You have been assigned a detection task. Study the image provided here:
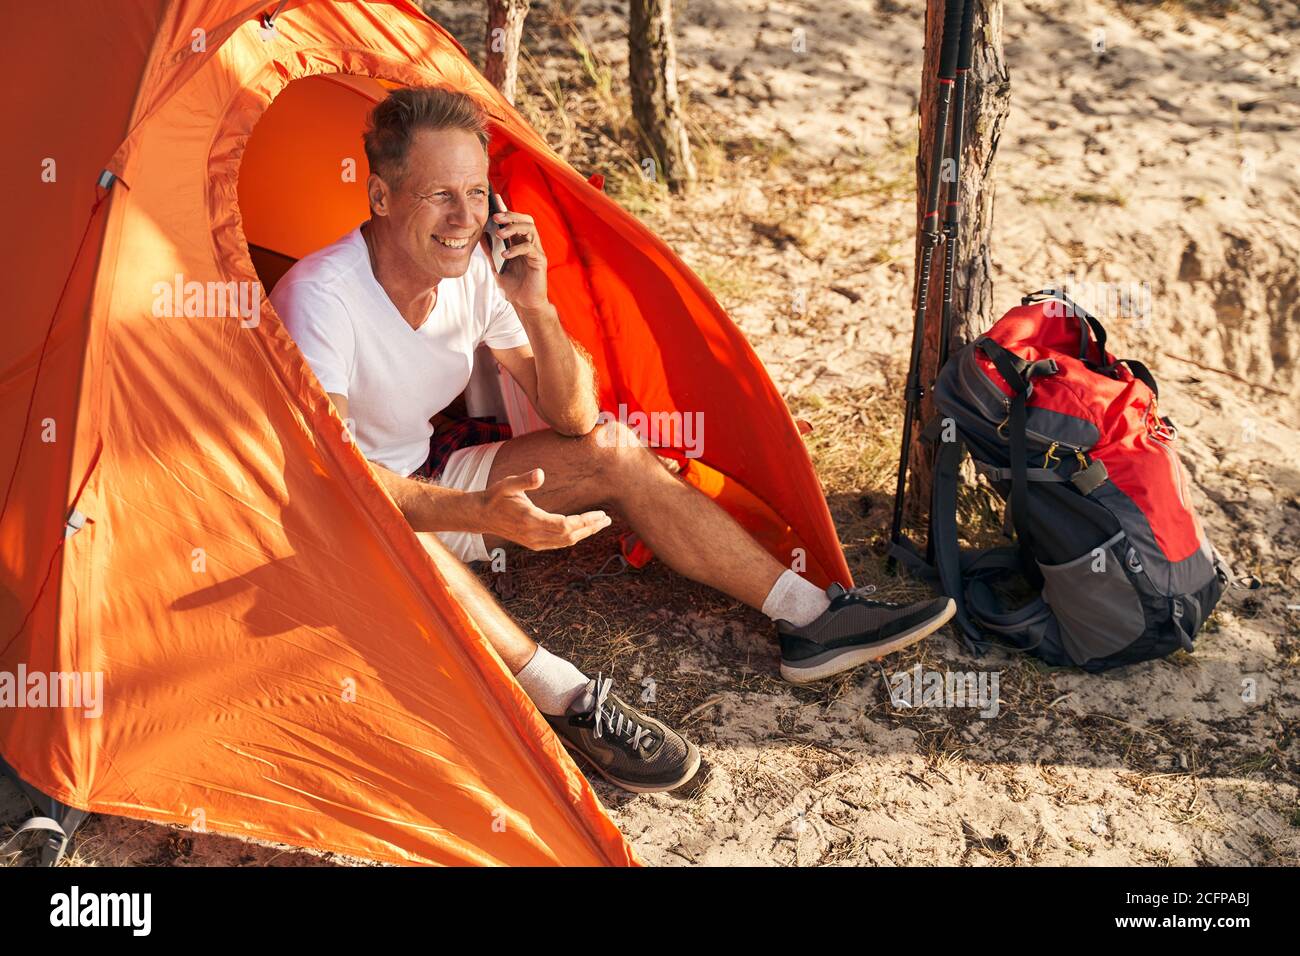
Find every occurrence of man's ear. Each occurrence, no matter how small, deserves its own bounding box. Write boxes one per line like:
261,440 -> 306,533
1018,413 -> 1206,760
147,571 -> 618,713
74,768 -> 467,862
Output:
367,172 -> 390,217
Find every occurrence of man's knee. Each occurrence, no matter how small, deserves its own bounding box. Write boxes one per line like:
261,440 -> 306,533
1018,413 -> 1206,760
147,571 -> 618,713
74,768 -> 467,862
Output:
579,418 -> 655,481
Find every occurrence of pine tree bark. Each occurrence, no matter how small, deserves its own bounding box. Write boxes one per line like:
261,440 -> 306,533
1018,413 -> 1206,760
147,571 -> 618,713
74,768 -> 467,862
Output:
485,0 -> 532,105
628,0 -> 696,193
905,0 -> 1010,513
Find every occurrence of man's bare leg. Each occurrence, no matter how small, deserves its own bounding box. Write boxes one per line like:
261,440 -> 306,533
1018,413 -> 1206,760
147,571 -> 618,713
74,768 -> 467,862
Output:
417,530 -> 599,712
415,531 -> 537,671
484,420 -> 791,610
415,529 -> 701,789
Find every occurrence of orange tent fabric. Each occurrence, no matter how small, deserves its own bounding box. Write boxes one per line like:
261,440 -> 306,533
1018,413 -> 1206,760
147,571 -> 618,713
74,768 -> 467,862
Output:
0,1 -> 850,866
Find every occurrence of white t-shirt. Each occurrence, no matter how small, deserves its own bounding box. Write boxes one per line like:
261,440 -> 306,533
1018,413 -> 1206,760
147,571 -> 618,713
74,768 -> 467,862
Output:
271,226 -> 530,476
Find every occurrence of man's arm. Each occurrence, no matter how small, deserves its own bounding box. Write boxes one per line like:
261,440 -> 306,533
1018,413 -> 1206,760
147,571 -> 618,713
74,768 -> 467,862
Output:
490,303 -> 599,437
330,393 -> 482,532
327,392 -> 609,549
483,208 -> 599,437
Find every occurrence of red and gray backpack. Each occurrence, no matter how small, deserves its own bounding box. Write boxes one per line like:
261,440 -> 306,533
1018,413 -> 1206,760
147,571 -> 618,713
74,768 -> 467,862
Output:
897,289 -> 1237,671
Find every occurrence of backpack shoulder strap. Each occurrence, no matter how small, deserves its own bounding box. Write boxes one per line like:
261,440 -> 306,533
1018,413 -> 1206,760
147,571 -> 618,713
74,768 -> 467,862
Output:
974,337 -> 1057,587
926,409 -> 1071,661
928,428 -> 986,655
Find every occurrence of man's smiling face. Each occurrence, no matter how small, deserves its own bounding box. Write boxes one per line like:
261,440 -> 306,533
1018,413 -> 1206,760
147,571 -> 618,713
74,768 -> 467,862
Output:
374,126 -> 489,282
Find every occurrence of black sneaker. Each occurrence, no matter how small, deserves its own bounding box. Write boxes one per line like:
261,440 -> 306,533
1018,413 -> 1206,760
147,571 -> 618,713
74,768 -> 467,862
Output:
544,675 -> 700,793
777,584 -> 956,684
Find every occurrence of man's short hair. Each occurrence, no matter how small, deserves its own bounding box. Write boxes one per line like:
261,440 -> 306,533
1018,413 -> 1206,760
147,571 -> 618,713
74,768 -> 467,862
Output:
362,86 -> 490,185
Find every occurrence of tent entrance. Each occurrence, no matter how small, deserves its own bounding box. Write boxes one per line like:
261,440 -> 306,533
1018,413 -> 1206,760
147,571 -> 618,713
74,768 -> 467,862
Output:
247,244 -> 297,292
238,72 -> 383,279
237,72 -> 545,432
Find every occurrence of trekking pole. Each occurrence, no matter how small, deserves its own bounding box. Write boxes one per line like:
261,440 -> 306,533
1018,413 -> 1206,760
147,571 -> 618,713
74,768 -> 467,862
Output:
923,0 -> 977,568
887,0 -> 969,572
938,0 -> 976,374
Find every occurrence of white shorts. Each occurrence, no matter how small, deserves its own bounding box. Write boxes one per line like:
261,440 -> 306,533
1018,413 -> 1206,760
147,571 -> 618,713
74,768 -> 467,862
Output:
431,439 -> 506,563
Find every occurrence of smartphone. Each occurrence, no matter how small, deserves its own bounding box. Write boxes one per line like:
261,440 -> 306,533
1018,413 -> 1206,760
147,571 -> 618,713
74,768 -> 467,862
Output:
483,184 -> 521,274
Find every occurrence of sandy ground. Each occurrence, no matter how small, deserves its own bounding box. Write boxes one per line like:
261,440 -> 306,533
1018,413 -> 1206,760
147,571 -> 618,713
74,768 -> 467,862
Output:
4,0 -> 1296,866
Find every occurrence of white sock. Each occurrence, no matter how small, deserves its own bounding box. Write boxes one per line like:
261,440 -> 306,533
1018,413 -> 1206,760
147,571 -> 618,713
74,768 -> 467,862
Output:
761,569 -> 831,627
515,645 -> 591,716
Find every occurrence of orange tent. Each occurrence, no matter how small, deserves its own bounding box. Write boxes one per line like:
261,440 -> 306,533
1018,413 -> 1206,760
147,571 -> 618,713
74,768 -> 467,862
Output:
0,0 -> 851,866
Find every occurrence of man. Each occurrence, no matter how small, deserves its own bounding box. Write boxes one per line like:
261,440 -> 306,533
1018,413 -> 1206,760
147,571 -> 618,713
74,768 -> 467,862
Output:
271,87 -> 955,794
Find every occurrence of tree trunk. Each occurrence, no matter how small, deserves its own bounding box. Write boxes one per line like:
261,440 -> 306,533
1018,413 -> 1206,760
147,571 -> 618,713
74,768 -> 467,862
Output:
485,0 -> 531,105
905,0 -> 1010,514
628,0 -> 696,193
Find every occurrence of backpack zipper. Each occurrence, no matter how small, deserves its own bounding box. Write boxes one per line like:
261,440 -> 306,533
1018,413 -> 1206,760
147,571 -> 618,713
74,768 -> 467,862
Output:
1151,431 -> 1188,509
967,352 -> 1095,454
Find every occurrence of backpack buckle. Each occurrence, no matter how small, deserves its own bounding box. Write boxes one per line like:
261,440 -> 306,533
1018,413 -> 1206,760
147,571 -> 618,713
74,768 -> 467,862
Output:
1145,401 -> 1178,442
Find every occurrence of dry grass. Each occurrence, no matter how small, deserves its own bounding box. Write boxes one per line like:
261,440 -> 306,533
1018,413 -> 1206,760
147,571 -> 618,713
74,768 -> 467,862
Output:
498,0 -> 917,312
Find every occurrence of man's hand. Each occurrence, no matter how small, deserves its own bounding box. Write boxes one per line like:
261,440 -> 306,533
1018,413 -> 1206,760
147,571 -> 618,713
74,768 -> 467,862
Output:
478,468 -> 611,550
489,210 -> 549,313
